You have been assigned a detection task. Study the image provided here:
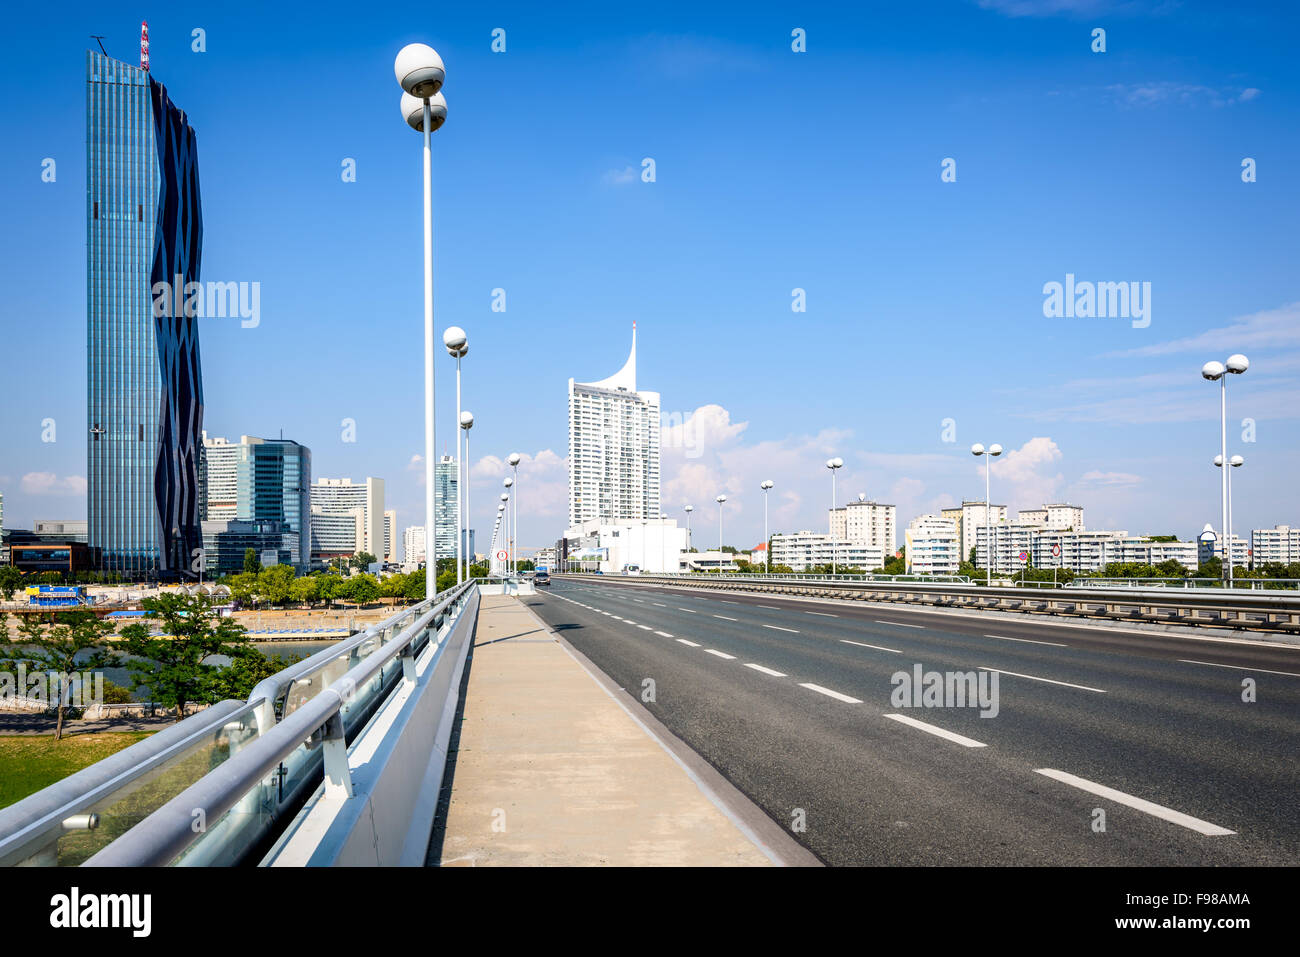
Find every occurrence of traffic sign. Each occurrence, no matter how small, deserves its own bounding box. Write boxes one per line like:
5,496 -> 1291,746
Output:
1018,550 -> 1029,562
1051,544 -> 1061,557
495,549 -> 508,561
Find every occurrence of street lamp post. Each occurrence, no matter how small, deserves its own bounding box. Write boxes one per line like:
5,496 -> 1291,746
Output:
394,43 -> 447,601
444,327 -> 468,584
501,481 -> 513,575
460,410 -> 473,577
1215,452 -> 1245,581
508,453 -> 521,574
684,505 -> 693,555
661,512 -> 669,572
1202,355 -> 1249,586
971,443 -> 1003,586
826,458 -> 842,575
715,495 -> 727,574
760,480 -> 774,574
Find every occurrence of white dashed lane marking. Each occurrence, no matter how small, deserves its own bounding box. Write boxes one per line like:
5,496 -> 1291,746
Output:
840,639 -> 902,654
1034,769 -> 1235,836
882,714 -> 987,748
705,649 -> 736,660
762,624 -> 799,634
744,663 -> 787,678
677,639 -> 701,648
799,683 -> 862,704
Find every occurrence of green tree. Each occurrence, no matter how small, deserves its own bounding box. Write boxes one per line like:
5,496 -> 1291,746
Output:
116,594 -> 252,720
243,548 -> 261,574
209,648 -> 302,701
0,565 -> 22,601
342,573 -> 380,605
350,552 -> 378,571
257,564 -> 296,606
290,575 -> 319,606
317,573 -> 342,609
379,572 -> 408,600
227,572 -> 258,608
403,569 -> 427,602
3,610 -> 118,740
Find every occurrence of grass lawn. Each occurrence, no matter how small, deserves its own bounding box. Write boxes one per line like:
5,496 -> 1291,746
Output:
0,732 -> 152,811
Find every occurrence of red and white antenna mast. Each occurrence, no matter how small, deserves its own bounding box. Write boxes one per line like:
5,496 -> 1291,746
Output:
140,20 -> 150,72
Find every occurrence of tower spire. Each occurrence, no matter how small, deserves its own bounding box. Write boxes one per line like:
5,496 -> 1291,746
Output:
140,20 -> 149,72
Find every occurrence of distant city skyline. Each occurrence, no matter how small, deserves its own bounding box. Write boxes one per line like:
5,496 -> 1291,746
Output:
1,2 -> 1297,554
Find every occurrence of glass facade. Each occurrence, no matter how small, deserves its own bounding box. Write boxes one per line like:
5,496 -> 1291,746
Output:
236,440 -> 312,569
87,52 -> 204,578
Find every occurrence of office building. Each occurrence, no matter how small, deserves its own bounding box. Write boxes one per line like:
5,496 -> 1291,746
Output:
434,456 -> 459,561
404,525 -> 427,565
1017,503 -> 1085,531
201,519 -> 299,574
943,501 -> 1009,565
310,508 -> 364,562
561,518 -> 688,574
311,477 -> 385,559
905,514 -> 960,576
383,509 -> 396,562
568,324 -> 661,526
198,433 -> 311,569
829,497 -> 897,555
770,532 -> 884,572
1251,525 -> 1300,566
87,49 -> 204,578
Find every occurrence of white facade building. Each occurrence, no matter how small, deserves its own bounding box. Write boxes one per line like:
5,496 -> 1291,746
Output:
905,514 -> 960,576
311,477 -> 385,559
1197,528 -> 1250,568
829,497 -> 897,556
200,432 -> 241,523
403,525 -> 427,566
309,507 -> 364,560
562,518 -> 687,574
568,325 -> 661,527
1251,525 -> 1300,565
383,510 -> 396,562
770,532 -> 884,572
943,502 -> 1009,565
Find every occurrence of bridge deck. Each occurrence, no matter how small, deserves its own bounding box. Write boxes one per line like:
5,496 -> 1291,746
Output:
431,594 -> 773,866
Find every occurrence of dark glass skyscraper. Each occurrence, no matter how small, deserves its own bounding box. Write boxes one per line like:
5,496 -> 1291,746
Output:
86,51 -> 204,578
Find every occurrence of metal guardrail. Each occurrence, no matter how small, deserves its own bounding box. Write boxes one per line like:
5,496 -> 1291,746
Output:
561,573 -> 1300,634
0,581 -> 476,867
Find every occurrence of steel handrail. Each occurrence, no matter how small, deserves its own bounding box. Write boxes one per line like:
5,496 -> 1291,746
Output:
83,583 -> 475,867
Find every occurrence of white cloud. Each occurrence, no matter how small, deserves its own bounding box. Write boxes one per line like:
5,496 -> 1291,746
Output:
602,166 -> 637,186
1108,301 -> 1300,358
986,437 -> 1065,511
1075,469 -> 1143,488
21,472 -> 87,496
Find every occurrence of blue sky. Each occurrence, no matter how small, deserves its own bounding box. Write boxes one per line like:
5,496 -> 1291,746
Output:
1,0 -> 1298,554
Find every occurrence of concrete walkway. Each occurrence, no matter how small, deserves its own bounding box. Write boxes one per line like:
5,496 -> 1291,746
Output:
434,595 -> 775,866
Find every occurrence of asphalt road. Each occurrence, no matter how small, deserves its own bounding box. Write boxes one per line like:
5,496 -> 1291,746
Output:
525,576 -> 1300,866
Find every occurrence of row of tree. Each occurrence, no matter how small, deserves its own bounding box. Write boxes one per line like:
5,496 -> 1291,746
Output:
1,596 -> 296,741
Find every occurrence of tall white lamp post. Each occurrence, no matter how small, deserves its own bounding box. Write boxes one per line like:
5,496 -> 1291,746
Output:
826,458 -> 843,574
971,443 -> 1003,586
715,494 -> 727,574
394,43 -> 447,601
508,453 -> 521,574
1202,355 -> 1249,586
684,505 -> 693,555
1215,453 -> 1245,581
501,482 -> 513,575
460,410 -> 473,576
760,480 -> 774,573
444,326 -> 468,584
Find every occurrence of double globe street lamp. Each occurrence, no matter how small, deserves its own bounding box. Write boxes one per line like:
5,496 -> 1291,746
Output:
971,443 -> 1003,586
394,42 -> 448,600
444,326 -> 468,584
460,410 -> 474,576
826,458 -> 843,574
760,480 -> 774,573
715,495 -> 727,574
1202,355 -> 1249,586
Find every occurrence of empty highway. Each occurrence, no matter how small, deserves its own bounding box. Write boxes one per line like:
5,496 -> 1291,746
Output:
527,576 -> 1300,866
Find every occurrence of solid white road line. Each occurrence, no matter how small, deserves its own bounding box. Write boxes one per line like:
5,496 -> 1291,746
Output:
1034,769 -> 1235,836
654,630 -> 673,637
677,639 -> 701,647
611,616 -> 624,621
624,620 -> 637,625
805,611 -> 838,618
714,615 -> 738,621
882,713 -> 987,748
978,667 -> 1106,693
1178,659 -> 1300,678
706,649 -> 736,660
876,620 -> 924,628
800,683 -> 862,704
762,624 -> 800,633
840,639 -> 902,654
744,663 -> 787,677
984,633 -> 1068,648
637,624 -> 653,631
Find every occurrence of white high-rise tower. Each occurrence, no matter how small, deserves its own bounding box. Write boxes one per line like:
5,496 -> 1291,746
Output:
568,324 -> 661,526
